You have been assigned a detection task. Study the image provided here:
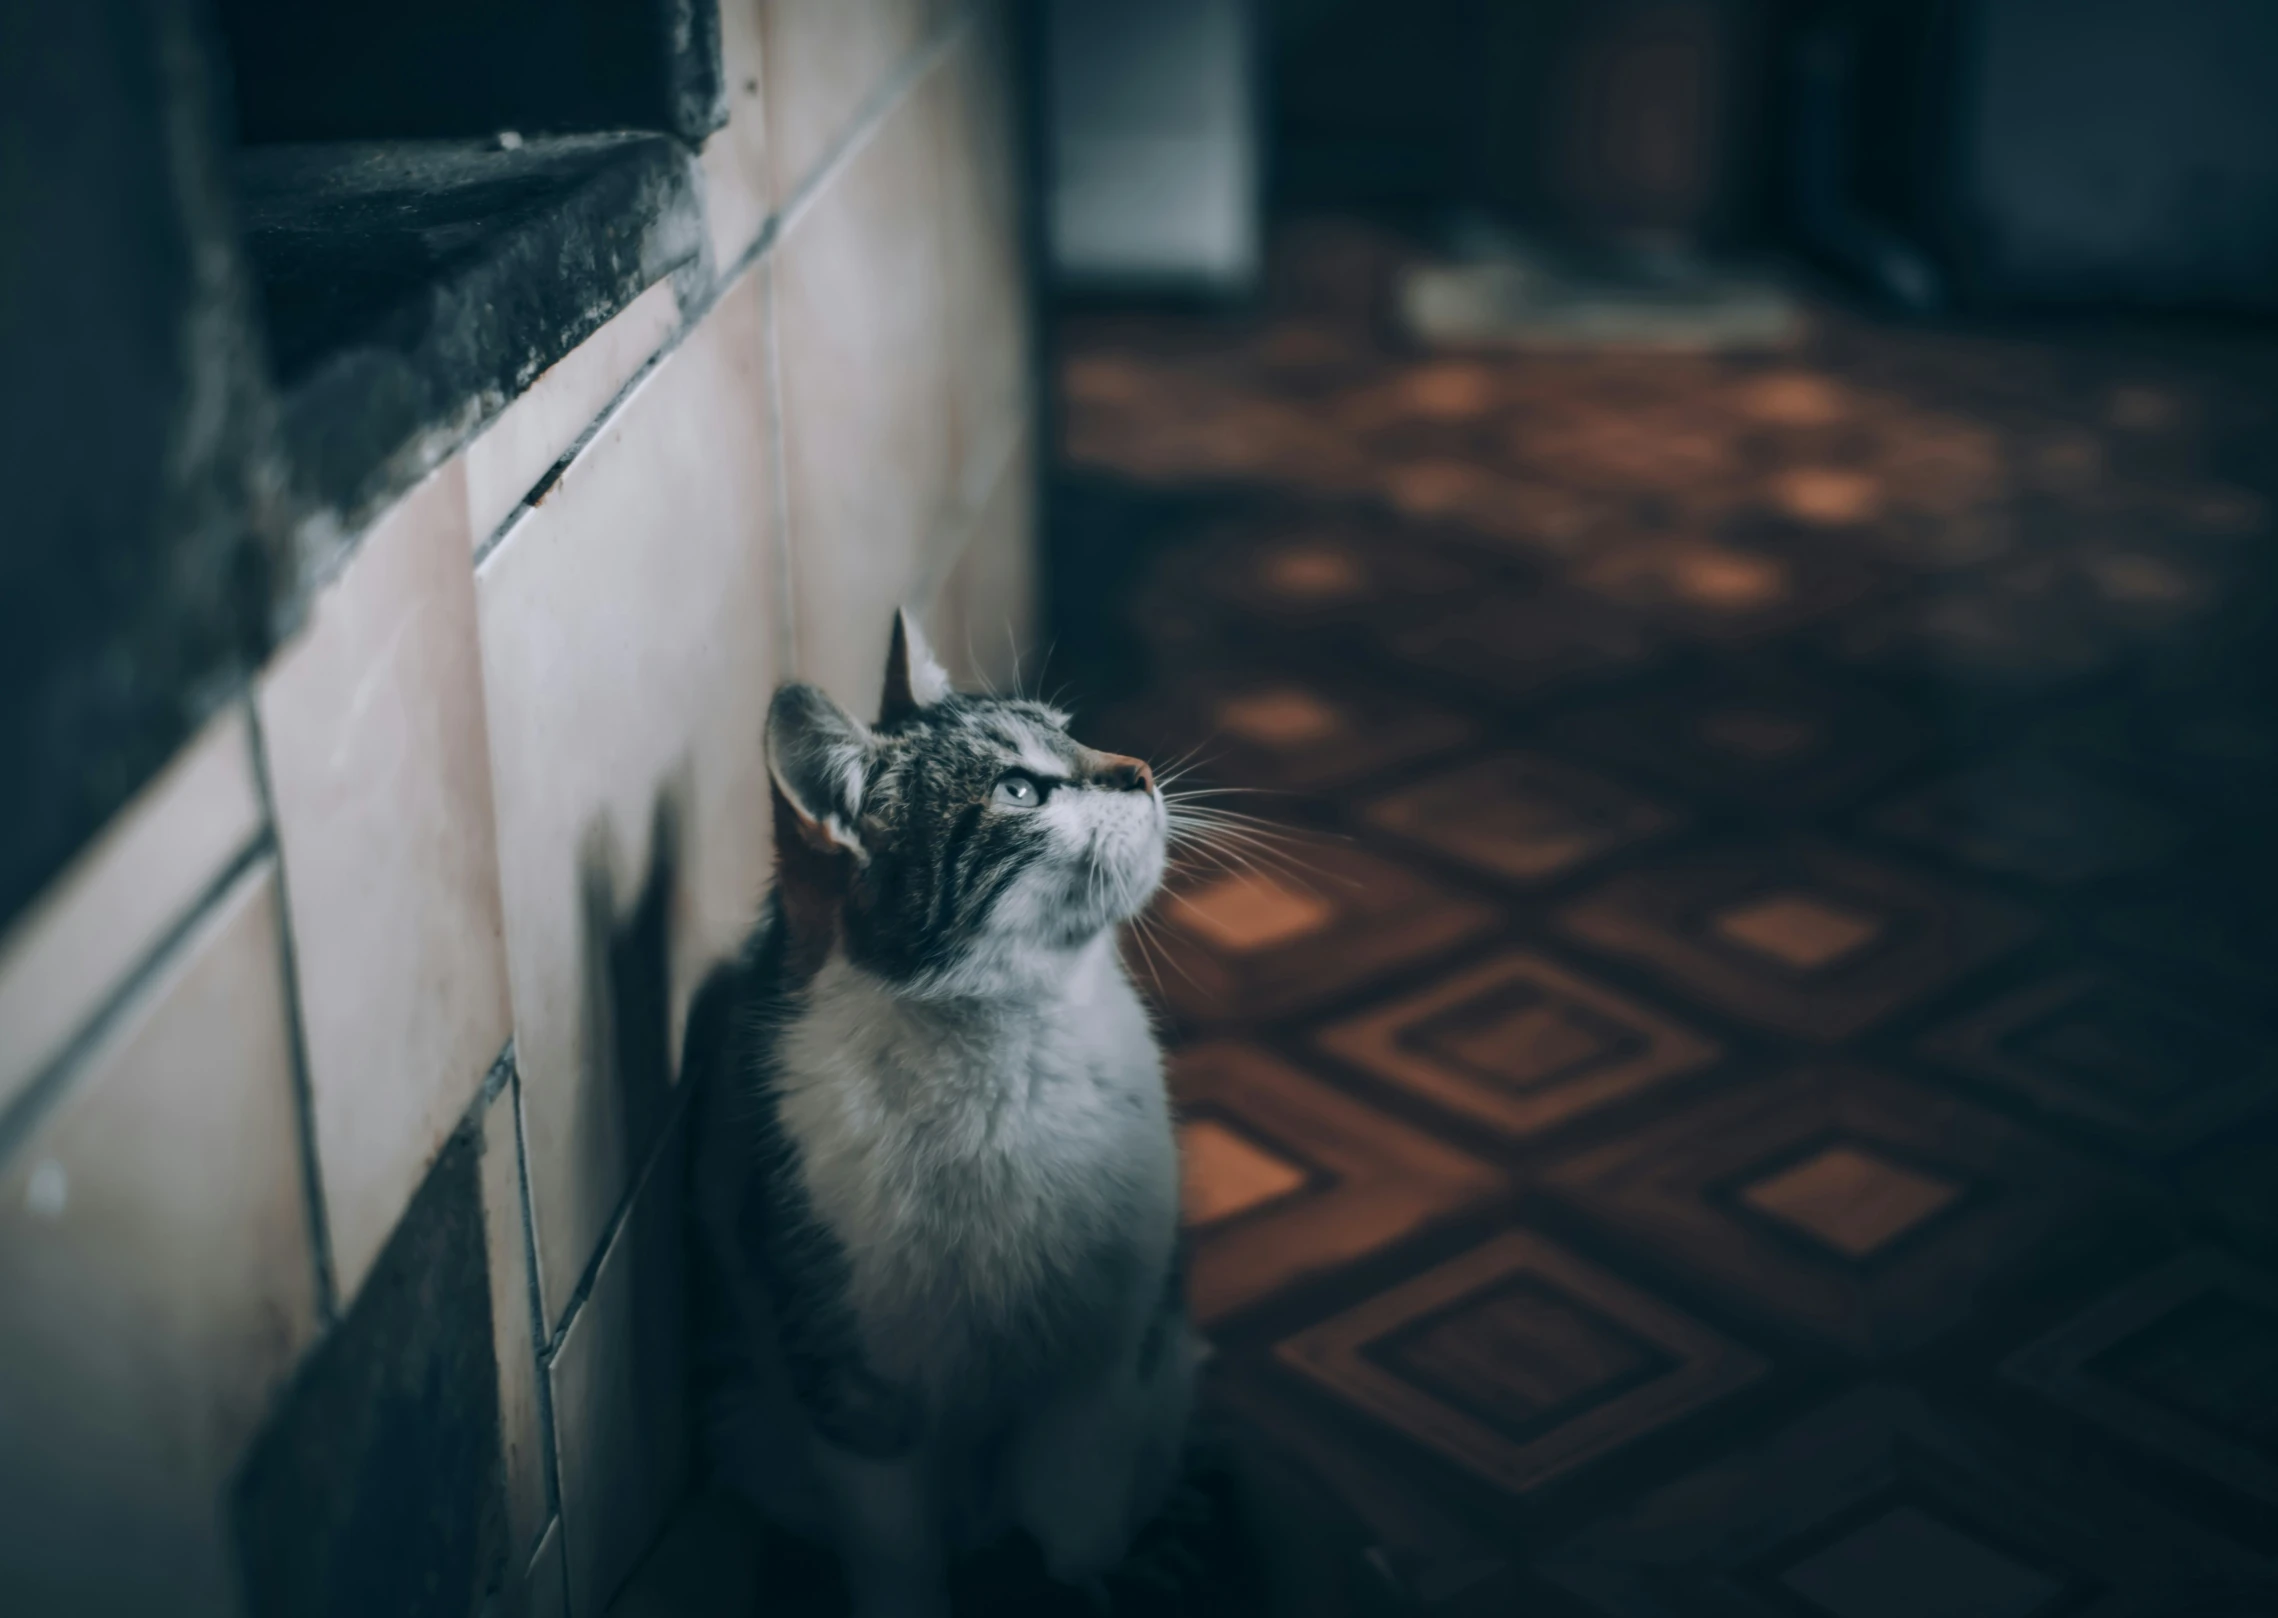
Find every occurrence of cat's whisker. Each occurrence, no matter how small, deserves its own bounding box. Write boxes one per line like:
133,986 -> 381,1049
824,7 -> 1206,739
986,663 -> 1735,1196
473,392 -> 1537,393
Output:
1121,908 -> 1188,999
1164,826 -> 1318,889
1165,813 -> 1346,892
1015,636 -> 1061,707
964,620 -> 999,698
1164,806 -> 1311,852
1128,904 -> 1203,993
1159,783 -> 1285,803
1162,830 -> 1295,891
1168,806 -> 1355,863
1148,740 -> 1227,786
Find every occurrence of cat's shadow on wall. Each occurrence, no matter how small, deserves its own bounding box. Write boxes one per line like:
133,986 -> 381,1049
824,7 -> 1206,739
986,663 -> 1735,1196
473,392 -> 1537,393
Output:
573,779 -> 707,1566
577,786 -> 682,1184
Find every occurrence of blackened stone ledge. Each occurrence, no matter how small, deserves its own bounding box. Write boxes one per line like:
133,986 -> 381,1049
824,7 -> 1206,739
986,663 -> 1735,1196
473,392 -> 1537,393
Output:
234,132 -> 703,569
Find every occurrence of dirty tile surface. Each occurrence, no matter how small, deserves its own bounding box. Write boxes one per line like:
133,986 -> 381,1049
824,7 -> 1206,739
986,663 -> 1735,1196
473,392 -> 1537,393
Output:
1026,216 -> 2278,1611
0,703 -> 261,1118
234,1129 -> 508,1618
0,863 -> 318,1618
259,458 -> 512,1305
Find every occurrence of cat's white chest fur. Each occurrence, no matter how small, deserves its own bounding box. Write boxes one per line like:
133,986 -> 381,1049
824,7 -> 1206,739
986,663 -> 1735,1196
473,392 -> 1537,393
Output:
774,934 -> 1177,1390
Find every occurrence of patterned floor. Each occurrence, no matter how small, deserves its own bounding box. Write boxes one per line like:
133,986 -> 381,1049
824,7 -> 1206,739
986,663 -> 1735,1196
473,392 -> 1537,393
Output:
1050,219 -> 2278,1616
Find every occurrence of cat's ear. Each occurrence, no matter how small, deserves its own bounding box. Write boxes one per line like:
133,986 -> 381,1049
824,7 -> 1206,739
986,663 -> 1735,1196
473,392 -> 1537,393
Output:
878,606 -> 951,725
766,682 -> 872,860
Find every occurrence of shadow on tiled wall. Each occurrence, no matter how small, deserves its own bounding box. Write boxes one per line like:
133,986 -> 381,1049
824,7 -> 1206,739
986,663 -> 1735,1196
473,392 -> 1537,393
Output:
233,1132 -> 509,1617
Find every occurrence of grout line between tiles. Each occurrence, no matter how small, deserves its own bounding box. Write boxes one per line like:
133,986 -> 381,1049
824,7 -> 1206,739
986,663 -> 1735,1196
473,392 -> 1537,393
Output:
512,1052 -> 566,1531
244,693 -> 342,1326
0,830 -> 274,1172
472,322 -> 674,571
540,1077 -> 695,1361
472,1 -> 975,582
770,6 -> 973,247
474,1038 -> 515,1115
528,1510 -> 564,1591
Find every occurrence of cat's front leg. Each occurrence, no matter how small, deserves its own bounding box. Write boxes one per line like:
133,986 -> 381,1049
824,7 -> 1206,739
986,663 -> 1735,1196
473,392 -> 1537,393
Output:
1007,1287 -> 1200,1584
783,1350 -> 948,1617
810,1438 -> 951,1618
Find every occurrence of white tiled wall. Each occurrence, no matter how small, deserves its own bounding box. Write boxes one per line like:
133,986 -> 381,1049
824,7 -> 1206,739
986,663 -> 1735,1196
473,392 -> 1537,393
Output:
548,1108 -> 688,1616
479,1072 -> 550,1565
926,426 -> 1038,696
701,0 -> 775,270
479,267 -> 781,1327
258,457 -> 514,1305
0,5 -> 1032,1614
466,281 -> 686,546
775,63 -> 958,716
0,862 -> 319,1618
0,705 -> 261,1118
760,0 -> 938,203
939,8 -> 1031,500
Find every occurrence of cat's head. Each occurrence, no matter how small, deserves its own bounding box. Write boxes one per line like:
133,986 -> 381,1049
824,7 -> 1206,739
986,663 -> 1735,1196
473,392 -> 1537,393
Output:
764,609 -> 1165,997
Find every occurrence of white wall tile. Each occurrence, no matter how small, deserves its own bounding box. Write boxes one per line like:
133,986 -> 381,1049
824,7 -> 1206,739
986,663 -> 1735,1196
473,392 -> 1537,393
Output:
702,0 -> 774,271
936,4 -> 1031,503
761,0 -> 934,202
478,270 -> 779,1323
527,1515 -> 570,1618
0,860 -> 319,1618
259,458 -> 514,1306
600,1491 -> 765,1618
481,1073 -> 550,1563
549,1110 -> 687,1618
466,282 -> 684,546
924,427 -> 1037,696
0,705 -> 261,1120
776,67 -> 956,716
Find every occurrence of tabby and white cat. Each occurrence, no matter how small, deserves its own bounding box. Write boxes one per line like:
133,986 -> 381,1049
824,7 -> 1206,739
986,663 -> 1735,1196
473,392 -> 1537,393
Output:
689,610 -> 1195,1617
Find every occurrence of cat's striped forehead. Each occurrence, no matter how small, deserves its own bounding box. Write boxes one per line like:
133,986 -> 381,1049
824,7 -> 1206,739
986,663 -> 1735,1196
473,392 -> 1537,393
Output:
867,696 -> 1079,803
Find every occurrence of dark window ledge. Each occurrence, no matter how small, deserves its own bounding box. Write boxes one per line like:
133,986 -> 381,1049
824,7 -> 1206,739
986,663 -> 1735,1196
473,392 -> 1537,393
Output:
235,133 -> 703,544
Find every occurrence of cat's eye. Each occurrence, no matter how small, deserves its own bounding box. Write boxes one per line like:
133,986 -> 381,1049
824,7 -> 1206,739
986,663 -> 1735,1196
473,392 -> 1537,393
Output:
993,773 -> 1044,809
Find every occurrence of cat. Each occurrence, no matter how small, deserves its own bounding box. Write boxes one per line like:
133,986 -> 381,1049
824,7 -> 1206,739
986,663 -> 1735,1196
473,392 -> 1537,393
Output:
687,608 -> 1196,1617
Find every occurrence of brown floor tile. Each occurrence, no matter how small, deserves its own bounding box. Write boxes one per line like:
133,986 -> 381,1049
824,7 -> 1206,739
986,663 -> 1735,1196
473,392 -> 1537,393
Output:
2096,879 -> 2278,1000
1921,968 -> 2278,1156
1557,840 -> 2038,1042
2181,1128 -> 2278,1271
1543,1065 -> 2118,1358
1203,1362 -> 1508,1583
1147,840 -> 1498,1028
1361,753 -> 1680,889
1379,589 -> 1657,706
1103,674 -> 1477,793
1315,953 -> 1718,1145
1275,1232 -> 1766,1500
1171,1043 -> 1504,1325
1538,1384 -> 2269,1614
1832,560 -> 2145,686
1545,664 -> 1928,816
1143,511 -> 1500,637
2042,694 -> 2278,808
2005,1251 -> 2278,1510
1867,756 -> 2183,887
1568,531 -> 1875,645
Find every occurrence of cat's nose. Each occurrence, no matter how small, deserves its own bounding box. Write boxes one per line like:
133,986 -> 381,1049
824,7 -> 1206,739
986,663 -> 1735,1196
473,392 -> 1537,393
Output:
1091,752 -> 1155,794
